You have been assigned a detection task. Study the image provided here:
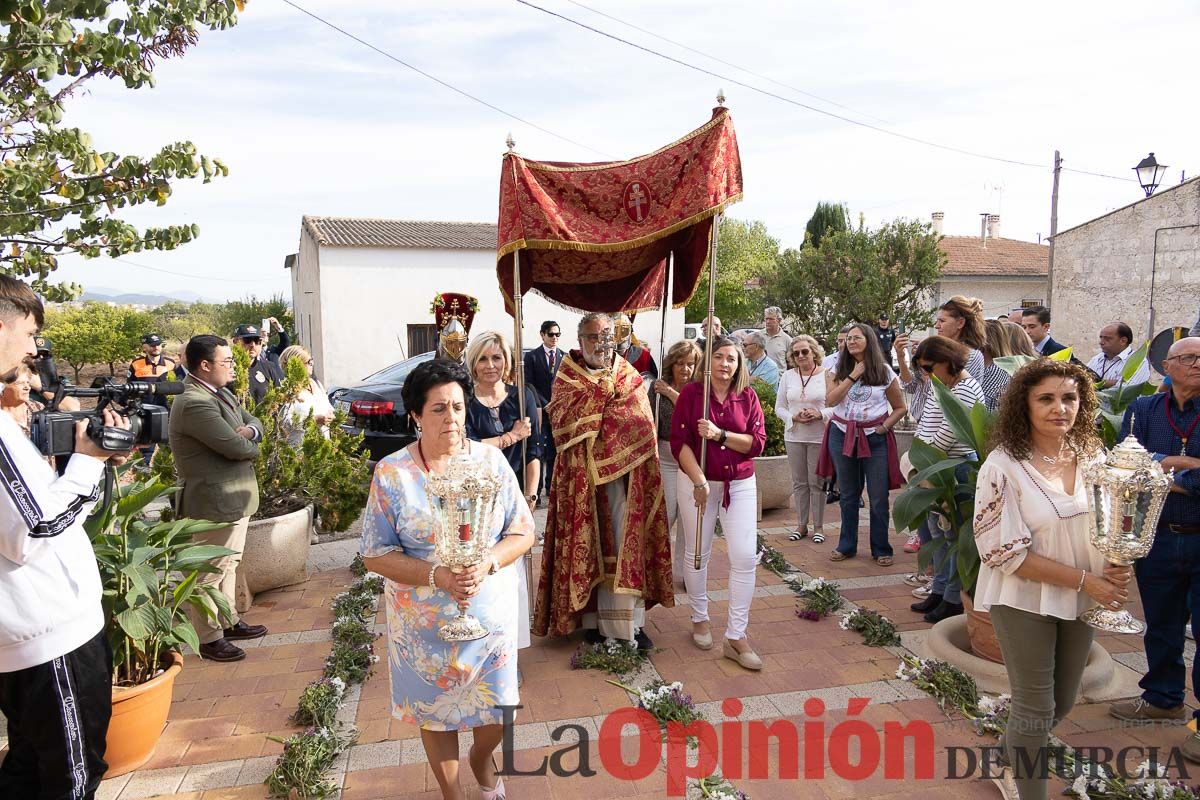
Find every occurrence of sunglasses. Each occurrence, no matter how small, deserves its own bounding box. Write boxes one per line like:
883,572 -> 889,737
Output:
545,331 -> 561,337
791,349 -> 811,357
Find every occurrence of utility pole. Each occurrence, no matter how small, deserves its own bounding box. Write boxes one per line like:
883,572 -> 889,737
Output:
1046,150 -> 1061,307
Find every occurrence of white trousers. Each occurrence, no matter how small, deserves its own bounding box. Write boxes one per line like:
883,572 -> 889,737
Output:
658,442 -> 685,578
675,473 -> 758,641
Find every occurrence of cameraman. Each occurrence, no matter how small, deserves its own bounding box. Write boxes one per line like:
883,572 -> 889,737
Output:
0,276 -> 131,799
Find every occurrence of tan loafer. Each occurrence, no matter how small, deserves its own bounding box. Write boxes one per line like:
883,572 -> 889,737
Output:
723,639 -> 763,670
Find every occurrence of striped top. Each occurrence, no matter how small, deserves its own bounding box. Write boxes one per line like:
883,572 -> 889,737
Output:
915,374 -> 985,456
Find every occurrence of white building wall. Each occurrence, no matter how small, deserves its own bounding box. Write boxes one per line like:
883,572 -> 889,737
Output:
292,227 -> 323,372
309,245 -> 685,388
1052,179 -> 1200,364
933,277 -> 1048,322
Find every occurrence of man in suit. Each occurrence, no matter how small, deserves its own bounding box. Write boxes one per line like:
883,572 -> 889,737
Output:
233,322 -> 285,405
523,320 -> 564,503
1020,306 -> 1068,356
168,335 -> 268,662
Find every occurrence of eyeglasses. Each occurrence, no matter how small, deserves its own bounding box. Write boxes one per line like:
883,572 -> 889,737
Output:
546,332 -> 561,338
844,335 -> 866,343
1166,354 -> 1200,367
581,333 -> 614,344
208,357 -> 236,366
792,349 -> 811,357
917,362 -> 935,372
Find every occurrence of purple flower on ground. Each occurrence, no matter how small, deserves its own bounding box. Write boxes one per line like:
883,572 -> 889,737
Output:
797,609 -> 822,621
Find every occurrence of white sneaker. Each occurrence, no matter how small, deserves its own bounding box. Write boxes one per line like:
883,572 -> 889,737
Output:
912,585 -> 932,599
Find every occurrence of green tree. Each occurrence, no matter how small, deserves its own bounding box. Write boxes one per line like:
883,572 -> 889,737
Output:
764,217 -> 945,350
0,0 -> 240,299
43,304 -> 105,381
804,202 -> 849,250
685,218 -> 779,327
212,294 -> 294,342
150,299 -> 219,348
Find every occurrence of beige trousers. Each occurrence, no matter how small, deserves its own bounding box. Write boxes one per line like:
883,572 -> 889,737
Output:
185,517 -> 249,644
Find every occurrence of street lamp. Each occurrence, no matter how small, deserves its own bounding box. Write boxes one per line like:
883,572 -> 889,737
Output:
1134,153 -> 1168,198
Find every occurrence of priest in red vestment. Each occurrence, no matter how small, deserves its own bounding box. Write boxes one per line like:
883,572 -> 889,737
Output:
533,312 -> 674,649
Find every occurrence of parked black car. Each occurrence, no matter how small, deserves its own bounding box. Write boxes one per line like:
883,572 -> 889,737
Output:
328,351 -> 435,463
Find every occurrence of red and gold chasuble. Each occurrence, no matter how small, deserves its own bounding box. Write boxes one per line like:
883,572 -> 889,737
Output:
532,353 -> 674,638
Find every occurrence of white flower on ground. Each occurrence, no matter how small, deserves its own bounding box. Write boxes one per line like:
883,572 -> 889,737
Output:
1070,774 -> 1091,800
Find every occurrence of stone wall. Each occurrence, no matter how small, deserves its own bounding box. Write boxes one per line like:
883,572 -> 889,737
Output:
1051,178 -> 1200,365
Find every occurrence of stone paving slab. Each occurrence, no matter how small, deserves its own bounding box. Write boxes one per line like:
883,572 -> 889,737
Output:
0,501 -> 1169,799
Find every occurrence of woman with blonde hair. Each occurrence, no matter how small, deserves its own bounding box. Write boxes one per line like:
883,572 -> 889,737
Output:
652,339 -> 700,583
278,344 -> 334,445
463,330 -> 540,653
775,334 -> 829,542
1004,321 -> 1037,358
935,295 -> 987,379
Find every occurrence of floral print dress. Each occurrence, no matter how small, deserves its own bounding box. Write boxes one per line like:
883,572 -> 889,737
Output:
360,443 -> 534,731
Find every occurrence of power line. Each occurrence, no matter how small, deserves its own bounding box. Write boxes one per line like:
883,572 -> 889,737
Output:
562,0 -> 891,125
111,257 -> 267,283
277,0 -> 605,157
516,0 -> 1134,183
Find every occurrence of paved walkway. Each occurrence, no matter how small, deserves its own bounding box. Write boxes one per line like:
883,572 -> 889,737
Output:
61,506 -> 1200,798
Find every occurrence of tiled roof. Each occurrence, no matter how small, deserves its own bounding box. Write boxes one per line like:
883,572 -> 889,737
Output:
302,216 -> 497,250
938,236 -> 1048,277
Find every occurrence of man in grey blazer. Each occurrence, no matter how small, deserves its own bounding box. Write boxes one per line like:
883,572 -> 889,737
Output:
168,335 -> 268,662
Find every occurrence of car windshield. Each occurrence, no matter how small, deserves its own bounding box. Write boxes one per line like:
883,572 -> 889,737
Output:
361,352 -> 435,384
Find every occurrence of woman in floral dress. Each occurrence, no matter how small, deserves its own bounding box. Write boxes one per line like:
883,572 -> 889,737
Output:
361,359 -> 534,800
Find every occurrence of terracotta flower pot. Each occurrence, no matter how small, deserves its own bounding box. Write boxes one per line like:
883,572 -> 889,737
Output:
104,651 -> 184,778
962,592 -> 1005,665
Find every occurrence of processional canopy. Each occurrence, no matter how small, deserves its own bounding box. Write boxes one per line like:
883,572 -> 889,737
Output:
496,107 -> 743,316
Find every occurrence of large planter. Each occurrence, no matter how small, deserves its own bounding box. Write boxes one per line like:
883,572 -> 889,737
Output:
753,454 -> 792,512
235,505 -> 313,612
962,592 -> 1004,664
105,651 -> 184,778
892,428 -> 915,462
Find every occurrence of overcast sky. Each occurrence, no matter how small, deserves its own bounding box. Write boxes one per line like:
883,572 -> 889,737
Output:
50,0 -> 1200,301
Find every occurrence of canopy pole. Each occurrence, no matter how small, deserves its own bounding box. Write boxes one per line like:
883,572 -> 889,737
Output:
695,213 -> 721,571
654,253 -> 671,432
507,134 -> 534,621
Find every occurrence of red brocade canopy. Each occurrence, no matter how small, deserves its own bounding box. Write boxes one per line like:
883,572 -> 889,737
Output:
497,107 -> 743,315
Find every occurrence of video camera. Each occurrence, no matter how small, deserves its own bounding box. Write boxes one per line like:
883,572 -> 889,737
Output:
29,337 -> 183,458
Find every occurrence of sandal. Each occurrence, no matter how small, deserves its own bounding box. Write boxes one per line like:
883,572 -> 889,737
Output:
788,527 -> 808,541
829,550 -> 850,561
479,754 -> 506,800
811,532 -> 825,544
875,556 -> 894,567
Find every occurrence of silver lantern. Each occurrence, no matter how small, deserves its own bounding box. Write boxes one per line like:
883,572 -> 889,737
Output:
424,453 -> 503,642
1080,433 -> 1172,634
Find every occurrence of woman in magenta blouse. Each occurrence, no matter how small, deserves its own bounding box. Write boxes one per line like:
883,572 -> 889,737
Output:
671,337 -> 767,671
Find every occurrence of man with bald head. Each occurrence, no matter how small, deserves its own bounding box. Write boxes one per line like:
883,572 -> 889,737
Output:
1109,336 -> 1200,761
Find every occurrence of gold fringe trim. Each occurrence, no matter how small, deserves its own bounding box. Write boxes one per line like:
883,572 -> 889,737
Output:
505,111 -> 731,174
496,195 -> 742,262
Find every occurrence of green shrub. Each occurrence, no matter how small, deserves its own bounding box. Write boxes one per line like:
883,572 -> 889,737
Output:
750,378 -> 785,457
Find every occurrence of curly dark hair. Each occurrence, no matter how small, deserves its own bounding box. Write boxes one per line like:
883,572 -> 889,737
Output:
401,358 -> 473,423
989,359 -> 1101,461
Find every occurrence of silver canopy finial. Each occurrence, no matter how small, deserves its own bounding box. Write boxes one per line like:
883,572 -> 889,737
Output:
716,88 -> 726,107
505,132 -> 515,152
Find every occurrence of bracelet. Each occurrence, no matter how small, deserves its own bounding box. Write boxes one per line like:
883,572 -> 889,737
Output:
694,480 -> 708,489
1076,569 -> 1087,593
428,563 -> 439,590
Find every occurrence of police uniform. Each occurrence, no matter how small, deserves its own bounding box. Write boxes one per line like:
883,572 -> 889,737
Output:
234,324 -> 284,405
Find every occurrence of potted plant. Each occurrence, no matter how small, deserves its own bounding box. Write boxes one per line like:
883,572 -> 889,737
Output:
749,378 -> 791,512
85,470 -> 233,776
232,348 -> 371,608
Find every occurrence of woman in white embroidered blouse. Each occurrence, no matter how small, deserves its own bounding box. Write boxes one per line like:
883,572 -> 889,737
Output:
973,359 -> 1130,800
279,345 -> 334,446
775,334 -> 830,542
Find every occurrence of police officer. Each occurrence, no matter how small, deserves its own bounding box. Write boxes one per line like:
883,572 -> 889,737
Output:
127,333 -> 176,466
233,323 -> 285,405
